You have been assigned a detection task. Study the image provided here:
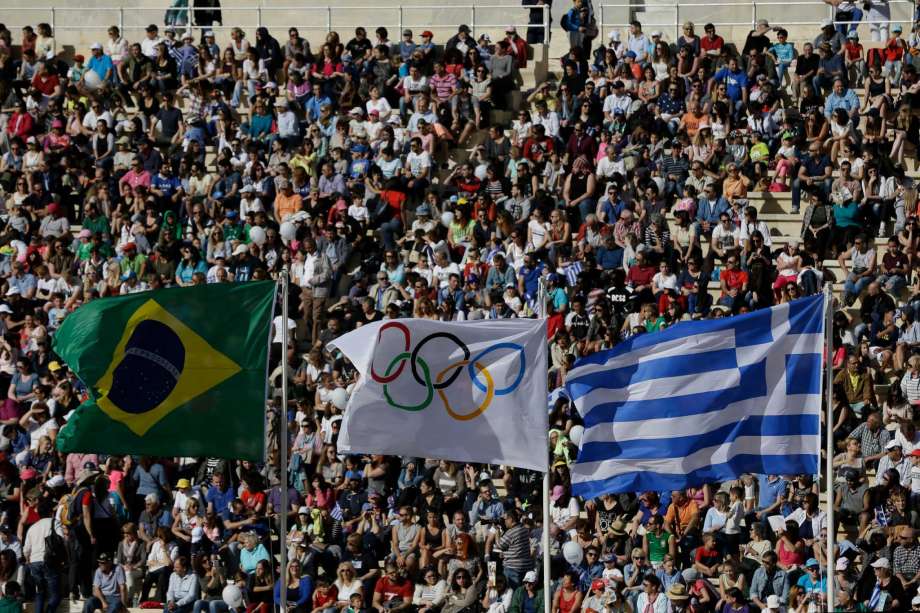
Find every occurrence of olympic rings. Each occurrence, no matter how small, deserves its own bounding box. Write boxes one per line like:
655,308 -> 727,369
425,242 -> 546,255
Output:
382,352 -> 432,411
369,323 -> 527,420
410,332 -> 470,389
437,360 -> 494,421
369,322 -> 410,383
468,342 -> 526,396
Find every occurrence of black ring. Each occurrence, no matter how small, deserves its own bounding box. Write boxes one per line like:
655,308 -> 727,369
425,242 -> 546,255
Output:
410,332 -> 470,390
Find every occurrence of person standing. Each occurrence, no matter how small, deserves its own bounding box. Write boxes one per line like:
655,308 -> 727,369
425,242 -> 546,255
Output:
23,500 -> 61,613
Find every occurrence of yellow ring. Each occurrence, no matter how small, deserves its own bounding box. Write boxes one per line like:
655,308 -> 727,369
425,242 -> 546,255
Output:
435,360 -> 494,421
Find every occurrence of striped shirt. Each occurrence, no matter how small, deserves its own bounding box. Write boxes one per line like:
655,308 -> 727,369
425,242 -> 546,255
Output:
429,73 -> 457,102
497,523 -> 532,571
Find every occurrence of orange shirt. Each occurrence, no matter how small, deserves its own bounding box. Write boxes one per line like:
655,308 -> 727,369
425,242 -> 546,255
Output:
274,192 -> 303,221
665,499 -> 699,531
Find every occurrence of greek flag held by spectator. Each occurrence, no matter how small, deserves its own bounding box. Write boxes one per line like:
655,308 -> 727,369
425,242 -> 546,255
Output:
565,294 -> 826,498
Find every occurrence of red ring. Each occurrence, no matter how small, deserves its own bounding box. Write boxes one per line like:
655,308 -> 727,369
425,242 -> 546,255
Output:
369,321 -> 411,383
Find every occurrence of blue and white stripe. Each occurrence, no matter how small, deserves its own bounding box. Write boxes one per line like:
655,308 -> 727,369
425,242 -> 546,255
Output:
565,294 -> 825,498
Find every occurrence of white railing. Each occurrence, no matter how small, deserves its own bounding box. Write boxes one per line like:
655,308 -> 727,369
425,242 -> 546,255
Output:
597,0 -> 916,41
0,4 -> 551,53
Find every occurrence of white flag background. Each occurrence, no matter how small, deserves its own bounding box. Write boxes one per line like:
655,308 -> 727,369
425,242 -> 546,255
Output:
329,319 -> 548,471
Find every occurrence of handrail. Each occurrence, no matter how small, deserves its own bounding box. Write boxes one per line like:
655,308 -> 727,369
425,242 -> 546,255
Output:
0,4 -> 551,54
597,0 -> 915,42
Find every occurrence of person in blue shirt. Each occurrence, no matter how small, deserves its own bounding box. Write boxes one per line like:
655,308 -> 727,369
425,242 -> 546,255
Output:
823,77 -> 860,120
86,44 -> 115,90
814,45 -> 847,94
754,474 -> 788,534
696,187 -> 730,237
767,29 -> 797,85
304,82 -> 332,123
273,561 -> 313,609
709,57 -> 748,113
796,559 -> 827,600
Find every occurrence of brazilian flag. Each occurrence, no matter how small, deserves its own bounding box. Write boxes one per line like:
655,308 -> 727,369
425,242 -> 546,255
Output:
54,281 -> 276,460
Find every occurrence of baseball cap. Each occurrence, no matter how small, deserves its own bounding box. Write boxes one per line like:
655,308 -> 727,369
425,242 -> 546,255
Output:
298,506 -> 309,515
847,32 -> 859,39
91,42 -> 103,51
892,24 -> 903,32
886,439 -> 902,450
756,18 -> 770,28
651,30 -> 662,37
422,31 -> 433,38
0,305 -> 13,315
164,25 -> 176,33
871,558 -> 890,569
5,287 -> 20,297
805,558 -> 820,569
204,30 -> 215,37
912,595 -> 920,606
835,557 -> 849,571
403,29 -> 413,36
590,579 -> 605,591
821,18 -> 833,27
345,470 -> 362,480
609,30 -> 621,41
910,448 -> 920,457
523,571 -> 538,584
625,50 -> 637,59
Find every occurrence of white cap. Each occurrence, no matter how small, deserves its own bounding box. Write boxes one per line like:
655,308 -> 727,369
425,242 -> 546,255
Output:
204,29 -> 215,37
765,595 -> 781,610
5,287 -> 20,297
0,305 -> 11,314
90,42 -> 103,50
609,30 -> 621,41
350,106 -> 364,116
298,506 -> 310,515
886,439 -> 902,450
835,557 -> 849,571
523,571 -> 538,583
651,30 -> 662,37
821,18 -> 833,27
871,558 -> 890,569
912,595 -> 920,606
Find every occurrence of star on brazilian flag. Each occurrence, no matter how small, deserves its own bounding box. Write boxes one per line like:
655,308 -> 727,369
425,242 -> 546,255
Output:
53,282 -> 276,460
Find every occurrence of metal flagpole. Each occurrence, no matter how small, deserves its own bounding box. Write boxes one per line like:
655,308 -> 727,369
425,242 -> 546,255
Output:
279,267 -> 290,613
538,279 -> 551,613
824,284 -> 835,612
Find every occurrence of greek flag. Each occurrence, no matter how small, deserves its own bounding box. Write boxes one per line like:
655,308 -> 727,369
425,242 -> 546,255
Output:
565,295 -> 826,498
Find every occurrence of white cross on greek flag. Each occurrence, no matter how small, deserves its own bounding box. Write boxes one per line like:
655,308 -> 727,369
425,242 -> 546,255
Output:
565,294 -> 826,498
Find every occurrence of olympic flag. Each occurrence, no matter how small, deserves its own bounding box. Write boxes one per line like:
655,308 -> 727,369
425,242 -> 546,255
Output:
329,319 -> 549,471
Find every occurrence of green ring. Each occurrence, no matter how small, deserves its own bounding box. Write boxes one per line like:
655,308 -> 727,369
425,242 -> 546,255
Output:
382,352 -> 433,411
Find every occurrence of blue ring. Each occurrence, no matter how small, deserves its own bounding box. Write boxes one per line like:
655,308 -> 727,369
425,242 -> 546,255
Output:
468,343 -> 526,396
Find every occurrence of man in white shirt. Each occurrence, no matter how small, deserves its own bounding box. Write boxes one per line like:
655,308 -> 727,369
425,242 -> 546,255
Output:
596,144 -> 625,180
626,20 -> 649,63
876,441 -> 912,486
738,205 -> 773,248
140,24 -> 164,60
531,101 -> 560,139
165,557 -> 199,613
602,80 -> 632,121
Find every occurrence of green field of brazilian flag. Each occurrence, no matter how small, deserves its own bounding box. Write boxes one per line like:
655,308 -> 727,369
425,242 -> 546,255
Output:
53,282 -> 276,460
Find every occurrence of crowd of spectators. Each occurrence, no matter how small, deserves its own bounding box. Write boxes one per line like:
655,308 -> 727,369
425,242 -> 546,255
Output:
0,5 -> 918,613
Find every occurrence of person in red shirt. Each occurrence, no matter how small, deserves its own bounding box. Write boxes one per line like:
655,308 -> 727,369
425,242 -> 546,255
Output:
505,26 -> 528,69
6,100 -> 34,141
31,63 -> 61,99
700,23 -> 725,59
522,124 -> 554,164
626,250 -> 656,304
718,255 -> 748,312
239,473 -> 266,516
372,562 -> 414,613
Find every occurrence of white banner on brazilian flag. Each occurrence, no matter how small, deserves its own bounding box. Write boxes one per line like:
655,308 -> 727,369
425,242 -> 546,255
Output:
329,319 -> 548,471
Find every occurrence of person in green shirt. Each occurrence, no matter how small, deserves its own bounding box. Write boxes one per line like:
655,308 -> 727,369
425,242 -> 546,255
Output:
643,514 -> 676,565
0,581 -> 23,613
119,243 -> 147,277
82,203 -> 111,237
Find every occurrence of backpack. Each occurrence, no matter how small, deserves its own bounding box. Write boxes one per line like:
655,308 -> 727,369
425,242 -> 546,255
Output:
59,486 -> 90,527
44,528 -> 67,569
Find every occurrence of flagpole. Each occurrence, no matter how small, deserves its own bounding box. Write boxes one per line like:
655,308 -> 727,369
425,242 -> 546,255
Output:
538,278 -> 551,613
279,266 -> 290,613
824,284 -> 835,612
